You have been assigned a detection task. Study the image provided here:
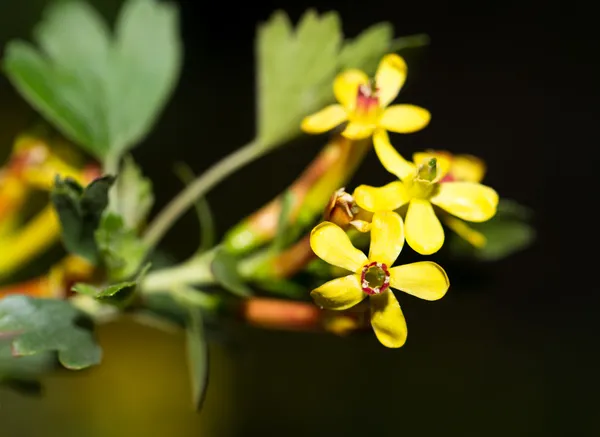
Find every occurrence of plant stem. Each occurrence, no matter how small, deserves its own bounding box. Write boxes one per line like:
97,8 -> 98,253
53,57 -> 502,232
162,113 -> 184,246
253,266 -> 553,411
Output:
142,140 -> 263,249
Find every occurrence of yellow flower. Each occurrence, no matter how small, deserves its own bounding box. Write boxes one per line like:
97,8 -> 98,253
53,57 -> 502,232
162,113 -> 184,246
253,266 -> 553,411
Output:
353,131 -> 499,255
310,211 -> 449,348
420,150 -> 488,248
301,54 -> 431,140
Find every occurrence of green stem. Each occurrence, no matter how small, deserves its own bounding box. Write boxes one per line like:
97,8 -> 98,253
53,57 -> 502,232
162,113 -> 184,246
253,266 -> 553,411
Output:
142,140 -> 263,249
141,249 -> 217,293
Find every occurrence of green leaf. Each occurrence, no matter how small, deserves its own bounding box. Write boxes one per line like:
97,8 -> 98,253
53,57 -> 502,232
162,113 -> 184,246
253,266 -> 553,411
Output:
185,308 -> 209,410
95,213 -> 147,281
173,163 -> 216,253
256,9 -> 342,149
447,199 -> 536,261
0,296 -> 102,370
211,247 -> 252,297
72,263 -> 150,306
51,175 -> 114,263
108,155 -> 154,230
338,22 -> 394,75
0,340 -> 54,379
3,0 -> 182,160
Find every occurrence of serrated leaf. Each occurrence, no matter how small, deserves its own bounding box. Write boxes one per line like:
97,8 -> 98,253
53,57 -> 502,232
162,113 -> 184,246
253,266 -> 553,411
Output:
211,247 -> 252,297
0,296 -> 102,370
339,22 -> 394,75
72,263 -> 150,306
109,155 -> 154,230
95,213 -> 147,281
185,308 -> 209,410
51,175 -> 114,263
256,9 -> 342,149
3,0 -> 182,160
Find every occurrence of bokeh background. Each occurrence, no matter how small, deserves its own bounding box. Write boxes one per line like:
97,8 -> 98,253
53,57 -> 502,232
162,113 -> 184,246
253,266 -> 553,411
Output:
0,1 -> 595,436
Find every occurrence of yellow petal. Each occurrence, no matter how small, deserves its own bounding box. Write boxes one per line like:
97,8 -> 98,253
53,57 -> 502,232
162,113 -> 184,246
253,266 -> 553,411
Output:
311,274 -> 366,310
443,215 -> 487,248
390,261 -> 449,301
310,221 -> 367,272
405,199 -> 444,255
369,211 -> 404,266
373,129 -> 416,180
450,154 -> 486,183
301,104 -> 347,134
334,69 -> 369,110
412,151 -> 452,181
0,205 -> 60,278
370,291 -> 407,348
430,182 -> 499,222
375,54 -> 407,107
353,181 -> 409,213
341,122 -> 375,140
380,105 -> 431,133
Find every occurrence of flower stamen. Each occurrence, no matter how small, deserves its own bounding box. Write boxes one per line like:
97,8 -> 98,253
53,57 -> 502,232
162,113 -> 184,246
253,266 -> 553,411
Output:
360,261 -> 390,295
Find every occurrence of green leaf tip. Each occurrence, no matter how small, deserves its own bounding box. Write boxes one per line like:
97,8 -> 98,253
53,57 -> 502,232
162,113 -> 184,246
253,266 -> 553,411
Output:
51,175 -> 115,263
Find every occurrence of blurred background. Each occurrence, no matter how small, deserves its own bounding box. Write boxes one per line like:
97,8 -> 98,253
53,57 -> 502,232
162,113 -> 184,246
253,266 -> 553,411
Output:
0,1 -> 595,436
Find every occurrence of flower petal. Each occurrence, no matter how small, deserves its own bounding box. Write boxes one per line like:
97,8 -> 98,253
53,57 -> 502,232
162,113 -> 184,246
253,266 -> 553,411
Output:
412,151 -> 452,181
373,129 -> 416,180
334,69 -> 369,110
311,274 -> 366,310
370,291 -> 407,348
443,215 -> 487,248
369,211 -> 404,266
380,105 -> 431,133
430,182 -> 499,222
405,199 -> 444,255
310,222 -> 367,272
353,181 -> 409,213
301,104 -> 347,134
341,122 -> 375,140
450,154 -> 486,183
390,261 -> 449,301
375,54 -> 407,107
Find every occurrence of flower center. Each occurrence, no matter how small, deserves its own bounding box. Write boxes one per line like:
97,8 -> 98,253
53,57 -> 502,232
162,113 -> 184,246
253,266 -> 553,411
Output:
404,158 -> 439,199
360,261 -> 391,295
353,81 -> 381,125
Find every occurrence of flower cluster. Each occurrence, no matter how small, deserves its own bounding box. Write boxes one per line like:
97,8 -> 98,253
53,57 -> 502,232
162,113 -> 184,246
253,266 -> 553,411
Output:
302,54 -> 499,348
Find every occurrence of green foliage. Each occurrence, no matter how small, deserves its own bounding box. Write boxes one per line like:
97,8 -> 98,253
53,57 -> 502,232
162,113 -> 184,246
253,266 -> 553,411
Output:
448,199 -> 536,261
255,10 -> 430,149
3,0 -> 182,161
338,22 -> 394,74
51,175 -> 114,263
185,308 -> 209,410
256,9 -> 342,149
72,263 -> 150,307
0,296 -> 102,370
95,213 -> 147,281
108,155 -> 154,230
211,247 -> 253,297
173,163 -> 216,254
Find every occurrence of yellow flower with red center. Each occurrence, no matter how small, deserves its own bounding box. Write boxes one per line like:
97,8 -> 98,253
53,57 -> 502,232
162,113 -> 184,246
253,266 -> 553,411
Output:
310,210 -> 449,348
353,131 -> 499,255
418,150 -> 489,248
301,54 -> 431,140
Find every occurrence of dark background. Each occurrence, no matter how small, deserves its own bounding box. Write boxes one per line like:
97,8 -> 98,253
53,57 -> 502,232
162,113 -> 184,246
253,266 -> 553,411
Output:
0,1 -> 597,436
